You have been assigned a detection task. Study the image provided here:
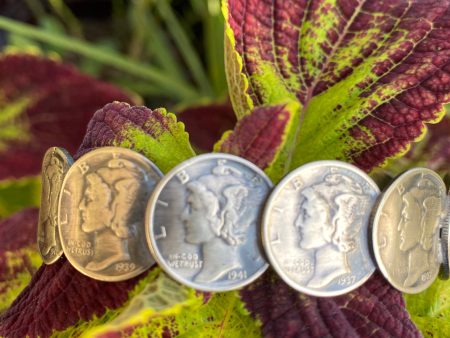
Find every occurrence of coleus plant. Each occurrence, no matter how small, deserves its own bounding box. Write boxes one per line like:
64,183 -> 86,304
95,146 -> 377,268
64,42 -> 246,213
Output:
1,0 -> 450,337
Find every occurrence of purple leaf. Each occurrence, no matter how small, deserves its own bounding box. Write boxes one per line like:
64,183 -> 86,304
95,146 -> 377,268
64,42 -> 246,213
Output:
241,270 -> 420,338
224,0 -> 450,173
0,54 -> 134,180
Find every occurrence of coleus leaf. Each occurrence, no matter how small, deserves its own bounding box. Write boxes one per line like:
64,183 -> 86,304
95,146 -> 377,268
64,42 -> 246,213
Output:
404,278 -> 450,337
215,101 -> 299,181
0,53 -> 135,219
0,102 -> 196,337
0,176 -> 41,218
77,270 -> 260,338
78,101 -> 196,173
242,270 -> 420,338
178,101 -> 237,152
0,53 -> 134,180
413,110 -> 450,173
0,208 -> 41,314
223,0 -> 450,177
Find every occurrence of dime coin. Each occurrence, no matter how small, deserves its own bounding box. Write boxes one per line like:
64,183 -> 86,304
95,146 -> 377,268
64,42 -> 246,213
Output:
372,168 -> 446,293
59,147 -> 163,281
440,223 -> 449,280
440,176 -> 450,280
263,161 -> 379,297
147,153 -> 272,291
38,147 -> 73,264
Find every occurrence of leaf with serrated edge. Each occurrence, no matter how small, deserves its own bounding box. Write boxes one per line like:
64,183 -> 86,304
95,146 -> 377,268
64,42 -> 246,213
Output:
224,0 -> 450,174
79,101 -> 196,173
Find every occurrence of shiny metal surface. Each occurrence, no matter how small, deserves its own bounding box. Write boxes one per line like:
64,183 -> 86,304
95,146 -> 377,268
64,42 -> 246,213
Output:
263,161 -> 379,297
146,153 -> 272,291
372,168 -> 446,293
58,147 -> 162,281
38,147 -> 73,264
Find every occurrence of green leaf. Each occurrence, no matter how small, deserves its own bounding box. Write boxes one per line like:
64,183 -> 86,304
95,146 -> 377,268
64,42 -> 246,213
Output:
405,278 -> 450,337
0,176 -> 41,219
0,209 -> 42,313
73,269 -> 261,338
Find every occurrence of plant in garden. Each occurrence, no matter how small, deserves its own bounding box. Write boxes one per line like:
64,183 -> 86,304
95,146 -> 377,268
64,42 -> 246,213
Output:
1,0 -> 450,337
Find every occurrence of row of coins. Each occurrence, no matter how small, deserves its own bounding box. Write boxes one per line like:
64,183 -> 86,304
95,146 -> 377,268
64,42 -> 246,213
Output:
37,147 -> 450,297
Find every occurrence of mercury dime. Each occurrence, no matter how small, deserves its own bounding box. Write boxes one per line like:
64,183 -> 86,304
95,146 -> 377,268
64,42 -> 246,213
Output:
440,176 -> 450,280
59,147 -> 162,281
263,161 -> 379,297
38,147 -> 73,264
147,153 -> 272,291
372,168 -> 446,293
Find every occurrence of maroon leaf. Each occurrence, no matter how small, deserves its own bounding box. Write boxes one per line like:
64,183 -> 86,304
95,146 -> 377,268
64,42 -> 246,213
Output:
224,0 -> 450,172
216,102 -> 299,180
421,114 -> 450,171
241,270 -> 420,338
0,208 -> 37,253
0,53 -> 133,180
177,101 -> 236,152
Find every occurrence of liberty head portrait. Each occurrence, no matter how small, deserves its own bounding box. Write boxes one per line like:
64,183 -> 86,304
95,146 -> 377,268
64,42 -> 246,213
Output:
398,178 -> 441,288
180,163 -> 253,283
79,158 -> 148,272
294,173 -> 370,289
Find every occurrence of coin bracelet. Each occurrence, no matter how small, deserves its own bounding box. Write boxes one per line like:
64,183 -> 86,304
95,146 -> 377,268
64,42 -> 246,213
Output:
38,146 -> 450,296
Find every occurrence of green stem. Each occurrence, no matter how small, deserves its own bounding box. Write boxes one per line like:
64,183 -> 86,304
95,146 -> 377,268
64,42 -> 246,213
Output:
0,16 -> 199,101
155,0 -> 212,96
204,0 -> 227,97
48,0 -> 84,39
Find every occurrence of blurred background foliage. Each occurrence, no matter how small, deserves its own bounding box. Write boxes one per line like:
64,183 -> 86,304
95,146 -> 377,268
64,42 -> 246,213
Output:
0,0 -> 227,109
0,0 -> 232,218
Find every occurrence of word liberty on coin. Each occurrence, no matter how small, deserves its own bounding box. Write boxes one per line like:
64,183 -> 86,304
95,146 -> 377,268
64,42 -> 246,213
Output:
38,147 -> 73,264
262,161 -> 380,297
58,147 -> 163,281
146,153 -> 272,292
37,145 -> 450,296
372,168 -> 447,293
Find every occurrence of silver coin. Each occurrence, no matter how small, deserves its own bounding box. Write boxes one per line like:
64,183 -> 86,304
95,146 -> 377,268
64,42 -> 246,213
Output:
372,168 -> 446,293
58,147 -> 163,281
38,147 -> 73,264
263,161 -> 379,297
146,153 -> 272,291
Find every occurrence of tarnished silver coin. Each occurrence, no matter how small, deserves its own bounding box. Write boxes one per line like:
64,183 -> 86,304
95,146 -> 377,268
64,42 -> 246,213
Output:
263,161 -> 379,297
146,153 -> 272,291
439,178 -> 450,280
372,168 -> 446,293
58,147 -> 162,281
38,147 -> 73,264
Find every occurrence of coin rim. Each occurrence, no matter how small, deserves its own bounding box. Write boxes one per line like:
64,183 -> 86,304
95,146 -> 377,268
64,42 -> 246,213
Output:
146,153 -> 272,292
262,160 -> 379,297
371,168 -> 445,293
58,147 -> 163,282
38,147 -> 74,264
